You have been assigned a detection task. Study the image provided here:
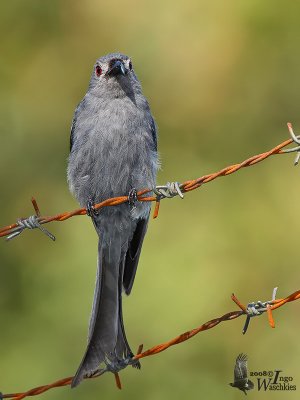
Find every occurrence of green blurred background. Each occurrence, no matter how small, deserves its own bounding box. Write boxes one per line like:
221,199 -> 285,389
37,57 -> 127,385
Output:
1,0 -> 300,399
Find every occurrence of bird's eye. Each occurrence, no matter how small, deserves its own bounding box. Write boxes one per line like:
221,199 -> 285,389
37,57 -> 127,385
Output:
95,65 -> 102,77
129,61 -> 132,70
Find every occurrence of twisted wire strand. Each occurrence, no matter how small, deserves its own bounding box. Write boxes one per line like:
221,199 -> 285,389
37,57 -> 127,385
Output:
2,289 -> 299,399
0,133 -> 295,240
1,124 -> 300,398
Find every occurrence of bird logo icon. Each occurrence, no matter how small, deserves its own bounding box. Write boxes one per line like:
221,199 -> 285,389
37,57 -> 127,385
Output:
229,353 -> 254,395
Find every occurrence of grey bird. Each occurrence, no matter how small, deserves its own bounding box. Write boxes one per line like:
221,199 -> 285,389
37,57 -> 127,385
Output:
229,353 -> 254,395
67,53 -> 158,387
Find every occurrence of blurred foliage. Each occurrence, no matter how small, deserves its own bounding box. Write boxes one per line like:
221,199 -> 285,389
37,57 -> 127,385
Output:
0,0 -> 300,399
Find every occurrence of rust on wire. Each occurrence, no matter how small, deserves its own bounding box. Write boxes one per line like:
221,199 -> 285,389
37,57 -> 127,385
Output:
30,197 -> 40,217
0,123 -> 299,240
2,289 -> 300,400
267,305 -> 275,328
114,373 -> 122,390
1,124 -> 300,398
231,293 -> 247,313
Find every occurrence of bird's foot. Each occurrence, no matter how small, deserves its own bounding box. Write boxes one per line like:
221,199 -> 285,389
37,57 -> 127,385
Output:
86,198 -> 99,217
128,352 -> 141,369
104,352 -> 141,373
128,188 -> 138,209
85,368 -> 106,379
105,355 -> 128,373
131,359 -> 141,369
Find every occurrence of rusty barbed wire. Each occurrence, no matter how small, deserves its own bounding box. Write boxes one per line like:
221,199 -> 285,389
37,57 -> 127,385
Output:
1,124 -> 300,398
0,123 -> 299,240
1,288 -> 299,399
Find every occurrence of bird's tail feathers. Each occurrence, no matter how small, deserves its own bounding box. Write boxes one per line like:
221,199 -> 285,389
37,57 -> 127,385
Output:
71,235 -> 135,387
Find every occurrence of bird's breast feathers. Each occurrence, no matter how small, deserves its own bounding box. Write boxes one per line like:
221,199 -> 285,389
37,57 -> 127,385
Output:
68,96 -> 157,206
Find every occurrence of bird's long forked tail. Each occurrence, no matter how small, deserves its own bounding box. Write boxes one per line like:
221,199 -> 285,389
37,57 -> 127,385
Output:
71,236 -> 134,387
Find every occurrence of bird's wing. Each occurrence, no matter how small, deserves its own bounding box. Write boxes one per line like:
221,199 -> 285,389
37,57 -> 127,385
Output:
122,114 -> 156,296
149,116 -> 158,151
70,115 -> 77,151
234,353 -> 249,381
122,217 -> 149,295
69,101 -> 84,151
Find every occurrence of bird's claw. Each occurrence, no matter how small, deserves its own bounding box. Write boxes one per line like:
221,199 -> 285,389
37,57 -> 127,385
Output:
128,188 -> 138,208
86,199 -> 99,217
128,352 -> 141,369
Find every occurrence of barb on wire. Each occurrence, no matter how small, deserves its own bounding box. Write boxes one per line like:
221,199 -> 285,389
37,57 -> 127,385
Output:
1,288 -> 300,400
232,286 -> 278,334
154,181 -> 184,199
1,123 -> 300,241
282,122 -> 300,164
5,198 -> 55,242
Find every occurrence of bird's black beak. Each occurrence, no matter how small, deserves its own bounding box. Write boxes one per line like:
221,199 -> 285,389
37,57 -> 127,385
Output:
107,60 -> 127,76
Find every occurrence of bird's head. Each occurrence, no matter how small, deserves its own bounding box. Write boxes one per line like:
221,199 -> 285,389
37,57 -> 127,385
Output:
88,53 -> 140,99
